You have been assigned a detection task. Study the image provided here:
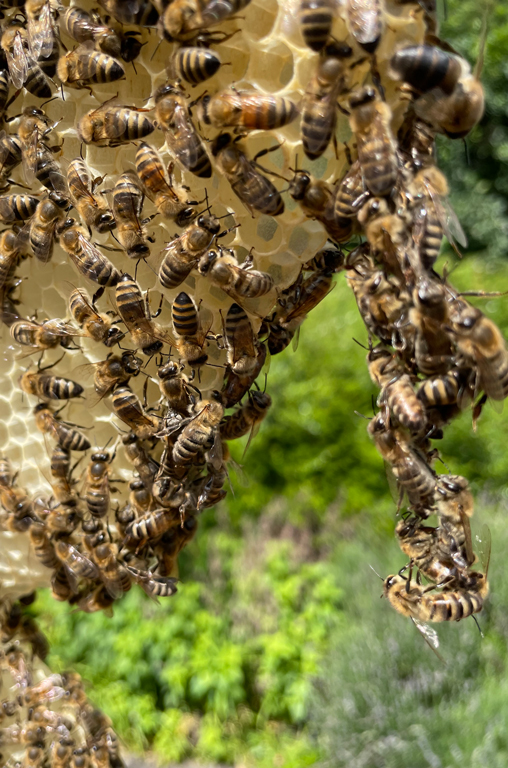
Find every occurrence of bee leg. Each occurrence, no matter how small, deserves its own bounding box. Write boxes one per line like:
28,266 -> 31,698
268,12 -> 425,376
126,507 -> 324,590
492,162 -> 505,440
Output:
92,287 -> 105,304
37,352 -> 65,372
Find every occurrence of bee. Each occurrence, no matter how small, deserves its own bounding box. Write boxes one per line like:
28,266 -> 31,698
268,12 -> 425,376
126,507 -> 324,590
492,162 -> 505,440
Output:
60,222 -> 121,290
25,0 -> 59,61
198,248 -> 274,301
0,229 -> 25,298
197,464 -> 227,509
390,45 -> 462,96
135,142 -> 196,227
223,302 -> 258,376
0,20 -> 52,97
301,41 -> 353,160
1,722 -> 47,745
123,507 -> 178,549
122,432 -> 160,487
154,83 -> 212,178
172,395 -> 224,466
50,568 -> 73,602
304,246 -> 345,273
34,403 -> 91,452
115,273 -> 173,354
68,287 -> 124,347
10,317 -> 82,351
417,369 -> 469,409
221,389 -> 272,442
57,44 -> 125,89
54,539 -> 99,591
0,194 -> 39,224
83,452 -> 113,518
298,0 -> 335,52
289,171 -> 353,243
28,197 -> 65,264
75,585 -> 115,616
50,739 -> 76,768
348,87 -> 398,196
88,536 -> 126,599
97,0 -> 160,27
158,214 -> 221,289
368,412 -> 436,515
199,0 -> 252,27
0,459 -> 32,523
19,369 -> 84,400
111,386 -> 163,439
172,291 -> 209,369
17,105 -> 59,185
170,46 -> 221,85
49,444 -> 75,503
60,6 -> 121,57
77,100 -> 155,147
346,0 -> 383,54
367,346 -> 426,433
435,475 -> 475,567
152,514 -> 197,576
198,88 -> 298,132
126,565 -> 178,599
212,133 -> 284,216
395,517 -> 468,585
157,361 -> 196,415
87,351 -> 142,402
409,279 -> 454,376
67,159 -> 116,234
161,0 -> 249,40
334,160 -> 368,219
0,134 -> 23,188
112,171 -> 153,259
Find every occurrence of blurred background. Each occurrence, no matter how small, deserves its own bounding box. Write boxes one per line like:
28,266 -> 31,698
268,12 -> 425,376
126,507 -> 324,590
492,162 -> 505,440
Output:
30,0 -> 508,765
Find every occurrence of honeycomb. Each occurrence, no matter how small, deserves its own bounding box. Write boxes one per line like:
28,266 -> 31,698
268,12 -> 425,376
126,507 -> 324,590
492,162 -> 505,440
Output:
0,0 -> 499,760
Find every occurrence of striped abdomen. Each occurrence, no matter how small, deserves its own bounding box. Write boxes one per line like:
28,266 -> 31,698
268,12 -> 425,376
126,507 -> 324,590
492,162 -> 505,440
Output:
173,423 -> 214,465
29,524 -> 60,569
85,484 -> 109,518
53,422 -> 91,452
0,69 -> 9,114
159,248 -> 194,289
358,133 -> 397,196
113,173 -> 143,221
105,108 -> 155,143
418,371 -> 462,407
172,292 -> 199,337
38,375 -> 83,399
421,589 -> 484,622
0,195 -> 39,223
233,167 -> 284,216
298,0 -> 334,51
301,99 -> 336,160
174,48 -> 221,85
75,51 -> 124,83
384,376 -> 426,432
390,46 -> 461,96
392,452 -> 435,509
24,62 -> 52,98
171,131 -> 212,178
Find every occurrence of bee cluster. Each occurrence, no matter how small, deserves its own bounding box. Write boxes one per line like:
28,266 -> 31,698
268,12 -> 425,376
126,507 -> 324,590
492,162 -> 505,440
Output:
0,596 -> 125,768
0,0 -> 499,722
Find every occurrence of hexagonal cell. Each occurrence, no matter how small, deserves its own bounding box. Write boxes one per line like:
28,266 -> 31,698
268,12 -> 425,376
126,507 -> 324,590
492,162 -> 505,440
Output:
248,40 -> 294,91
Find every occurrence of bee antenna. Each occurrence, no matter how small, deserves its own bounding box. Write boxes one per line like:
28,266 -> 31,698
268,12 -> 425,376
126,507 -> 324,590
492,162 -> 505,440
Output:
354,410 -> 372,420
369,564 -> 383,581
352,337 -> 369,350
472,615 -> 485,639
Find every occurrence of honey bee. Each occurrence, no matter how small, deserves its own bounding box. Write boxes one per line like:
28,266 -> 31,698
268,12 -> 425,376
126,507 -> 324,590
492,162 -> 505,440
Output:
28,197 -> 65,264
212,132 -> 285,216
172,395 -> 224,466
49,444 -> 75,502
289,170 -> 353,243
198,88 -> 298,132
68,287 -> 124,347
25,0 -> 59,61
172,291 -> 209,369
86,351 -> 142,403
115,273 -> 173,354
19,369 -> 84,400
334,160 -> 368,219
0,134 -> 23,188
395,517 -> 468,585
223,302 -> 257,376
123,507 -> 178,549
170,46 -> 221,85
75,585 -> 115,616
0,194 -> 39,224
50,739 -> 75,768
158,214 -> 221,289
77,100 -> 155,147
198,248 -> 274,301
59,222 -> 122,291
67,159 -> 116,235
34,403 -> 91,452
417,368 -> 469,409
111,386 -> 163,439
346,0 -> 383,53
301,42 -> 353,160
57,44 -> 125,89
298,0 -> 335,52
10,317 -> 83,351
83,452 -> 113,518
409,279 -> 454,376
199,0 -> 252,27
98,0 -> 160,27
122,432 -> 160,487
51,567 -> 74,601
0,20 -> 52,97
367,346 -> 426,433
221,389 -> 272,443
304,247 -> 345,273
126,565 -> 178,598
60,6 -> 119,54
89,536 -> 126,599
435,474 -> 475,567
135,142 -> 196,226
348,87 -> 398,196
0,229 -> 26,299
1,722 -> 47,746
390,44 -> 461,96
154,83 -> 212,178
157,361 -> 197,415
0,458 -> 33,524
112,171 -> 154,259
368,411 -> 436,515
54,539 -> 99,591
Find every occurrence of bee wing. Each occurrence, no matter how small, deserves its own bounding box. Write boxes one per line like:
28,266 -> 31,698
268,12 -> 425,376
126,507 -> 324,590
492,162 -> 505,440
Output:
284,280 -> 335,325
424,182 -> 467,250
98,571 -> 124,600
165,104 -> 206,172
22,128 -> 39,184
46,320 -> 85,337
460,508 -> 475,566
411,617 -> 446,664
28,2 -> 55,59
76,232 -> 110,267
476,523 -> 491,577
206,431 -> 223,471
65,543 -> 100,580
7,32 -> 28,89
412,203 -> 429,251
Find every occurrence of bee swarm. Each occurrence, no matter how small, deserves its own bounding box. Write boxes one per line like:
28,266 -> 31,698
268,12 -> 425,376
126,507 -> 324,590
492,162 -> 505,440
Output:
0,0 -> 499,761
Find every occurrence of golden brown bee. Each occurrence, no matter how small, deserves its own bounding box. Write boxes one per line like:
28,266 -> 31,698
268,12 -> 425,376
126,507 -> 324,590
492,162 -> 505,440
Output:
298,0 -> 335,51
154,83 -> 212,178
19,369 -> 84,400
25,0 -> 59,60
88,535 -> 126,599
84,452 -> 113,518
75,585 -> 115,616
135,142 -> 196,227
223,302 -> 257,376
126,565 -> 178,599
50,739 -> 76,768
0,134 -> 23,189
34,403 -> 91,452
367,346 -> 426,433
157,361 -> 196,415
111,386 -> 163,439
0,457 -> 32,524
170,46 -> 221,85
77,100 -> 155,147
198,88 -> 298,132
67,159 -> 116,235
334,160 -> 367,219
409,279 -> 454,376
172,395 -> 224,466
221,389 -> 272,442
396,517 -> 469,585
172,291 -> 209,369
115,273 -> 173,354
0,194 -> 39,224
435,475 -> 475,566
54,539 -> 99,592
98,0 -> 159,27
348,87 -> 398,196
123,507 -> 178,549
212,132 -> 284,216
0,229 -> 25,298
159,0 -> 212,41
28,197 -> 65,264
49,444 -> 75,502
112,171 -> 153,259
289,171 -> 353,243
0,20 -> 52,97
198,248 -> 274,302
301,42 -> 353,160
10,317 -> 83,351
417,369 -> 469,409
51,567 -> 75,601
60,222 -> 122,291
57,44 -> 125,88
390,45 -> 462,96
60,6 -> 120,55
158,214 -> 221,289
384,571 -> 488,623
86,351 -> 142,403
304,246 -> 345,273
122,432 -> 160,487
346,0 -> 383,53
68,287 -> 124,347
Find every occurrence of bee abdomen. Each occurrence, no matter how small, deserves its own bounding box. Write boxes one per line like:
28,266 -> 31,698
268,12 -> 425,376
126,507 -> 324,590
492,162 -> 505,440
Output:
418,371 -> 461,407
86,52 -> 125,83
172,292 -> 199,336
0,195 -> 39,223
299,0 -> 334,51
175,48 -> 221,85
24,64 -> 52,98
54,424 -> 91,452
301,108 -> 334,160
359,139 -> 397,196
390,45 -> 461,96
159,256 -> 193,290
39,375 -> 84,400
385,378 -> 426,432
85,489 -> 109,517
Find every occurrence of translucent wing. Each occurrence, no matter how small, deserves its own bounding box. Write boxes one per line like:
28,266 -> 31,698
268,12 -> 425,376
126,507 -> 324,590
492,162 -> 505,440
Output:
28,2 -> 55,59
165,103 -> 206,173
476,523 -> 491,577
423,179 -> 467,250
412,617 -> 446,663
7,32 -> 28,89
22,127 -> 39,184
